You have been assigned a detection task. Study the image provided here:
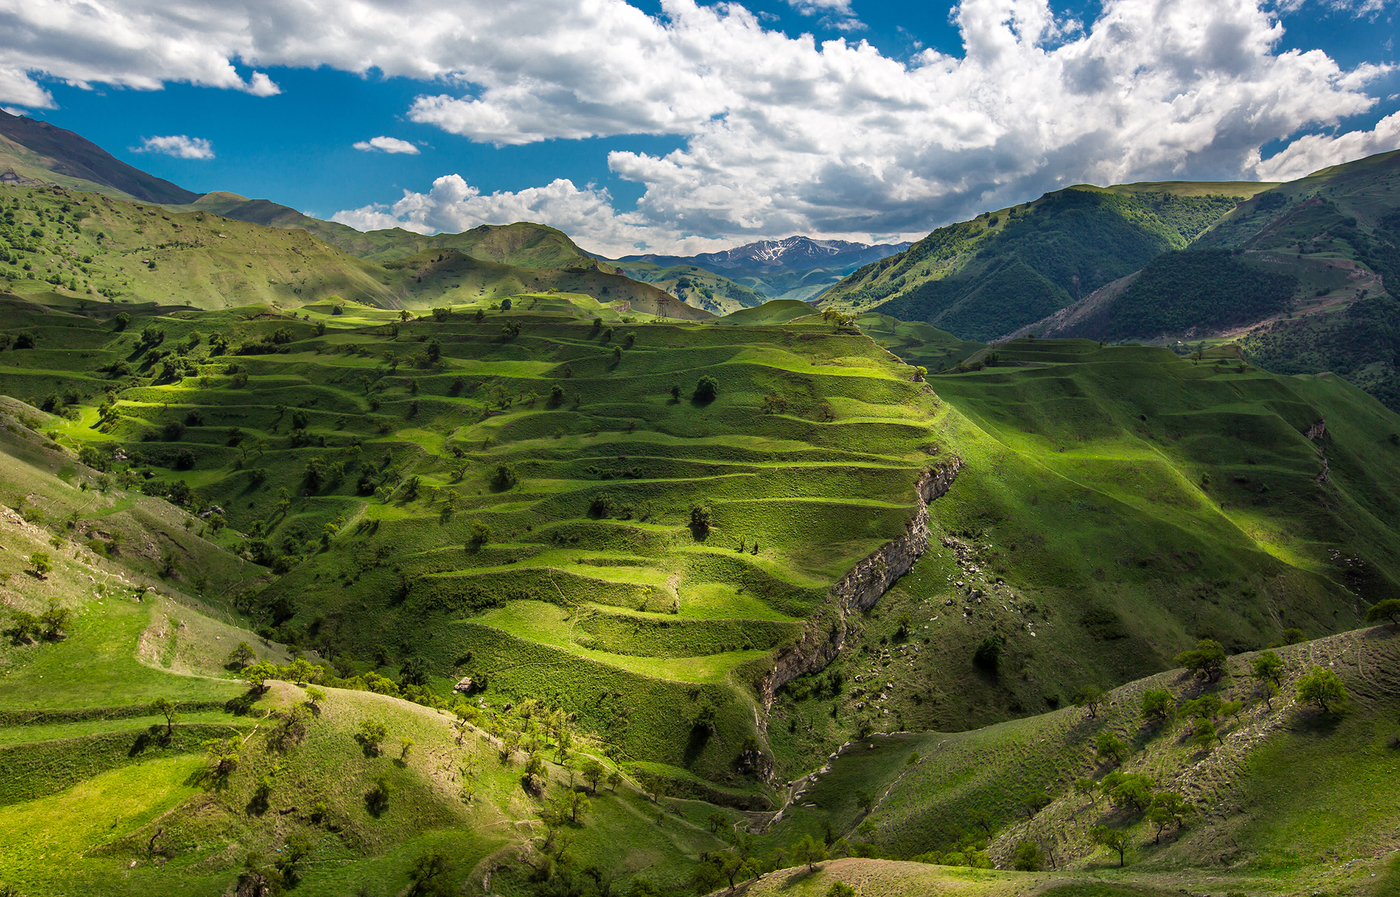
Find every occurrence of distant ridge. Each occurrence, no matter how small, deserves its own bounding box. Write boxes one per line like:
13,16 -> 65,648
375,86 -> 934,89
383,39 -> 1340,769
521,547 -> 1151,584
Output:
614,235 -> 912,308
622,235 -> 912,273
0,108 -> 199,204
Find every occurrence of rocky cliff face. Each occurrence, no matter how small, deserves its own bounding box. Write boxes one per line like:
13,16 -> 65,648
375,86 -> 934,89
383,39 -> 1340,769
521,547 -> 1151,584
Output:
758,459 -> 963,711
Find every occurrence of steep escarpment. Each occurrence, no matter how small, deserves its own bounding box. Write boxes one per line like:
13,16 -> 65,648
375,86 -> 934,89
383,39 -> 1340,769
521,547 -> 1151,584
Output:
760,459 -> 963,710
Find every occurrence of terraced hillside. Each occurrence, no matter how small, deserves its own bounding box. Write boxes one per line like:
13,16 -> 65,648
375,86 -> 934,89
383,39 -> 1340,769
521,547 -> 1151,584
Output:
760,337 -> 1400,776
4,291 -> 1400,896
0,290 -> 949,791
611,259 -> 768,315
0,407 -> 731,896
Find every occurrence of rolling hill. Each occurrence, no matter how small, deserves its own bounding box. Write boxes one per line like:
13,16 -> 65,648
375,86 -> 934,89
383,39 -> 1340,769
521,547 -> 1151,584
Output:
820,183 -> 1271,340
1,284 -> 1399,895
0,181 -> 699,316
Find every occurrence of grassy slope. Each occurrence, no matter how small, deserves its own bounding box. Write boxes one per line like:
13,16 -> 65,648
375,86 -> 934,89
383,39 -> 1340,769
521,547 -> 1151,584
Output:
1013,151 -> 1400,412
766,622 -> 1400,897
2,298 -> 1399,894
0,184 -> 702,316
762,338 -> 1400,778
855,312 -> 987,371
0,110 -> 199,204
0,185 -> 401,308
0,416 -> 729,897
820,184 -> 1264,340
1,292 -> 938,788
6,289 -> 1398,782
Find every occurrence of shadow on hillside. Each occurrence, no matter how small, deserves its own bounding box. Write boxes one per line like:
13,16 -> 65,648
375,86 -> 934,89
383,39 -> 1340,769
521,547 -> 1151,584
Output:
1292,708 -> 1346,735
776,864 -> 820,888
683,723 -> 711,767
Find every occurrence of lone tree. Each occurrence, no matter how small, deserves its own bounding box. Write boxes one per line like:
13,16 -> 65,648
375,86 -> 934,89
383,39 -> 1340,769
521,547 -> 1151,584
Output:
1146,791 -> 1192,843
1095,732 -> 1128,765
689,505 -> 712,538
1101,772 -> 1154,812
1366,598 -> 1400,628
151,697 -> 179,739
40,599 -> 72,641
792,833 -> 827,870
1013,841 -> 1046,871
582,759 -> 605,794
407,851 -> 454,897
1141,689 -> 1175,723
356,718 -> 389,757
1191,718 -> 1220,750
523,752 -> 546,793
242,660 -> 279,694
1175,638 -> 1228,682
1074,684 -> 1105,718
973,635 -> 1003,675
1251,649 -> 1284,685
1297,667 -> 1349,715
1092,826 -> 1131,866
1252,650 -> 1284,709
29,552 -> 52,579
693,375 -> 718,403
225,641 -> 257,670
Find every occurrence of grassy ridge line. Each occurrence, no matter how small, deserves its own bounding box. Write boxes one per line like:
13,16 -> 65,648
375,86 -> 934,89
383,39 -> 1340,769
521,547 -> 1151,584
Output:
820,186 -> 1257,340
0,112 -> 199,204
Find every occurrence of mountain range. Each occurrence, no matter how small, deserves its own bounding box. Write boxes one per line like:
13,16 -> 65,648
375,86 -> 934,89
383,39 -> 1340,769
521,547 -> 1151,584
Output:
1,110 -> 1399,897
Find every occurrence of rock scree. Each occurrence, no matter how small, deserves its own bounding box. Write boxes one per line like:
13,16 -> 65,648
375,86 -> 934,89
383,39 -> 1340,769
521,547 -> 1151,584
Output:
758,458 -> 963,713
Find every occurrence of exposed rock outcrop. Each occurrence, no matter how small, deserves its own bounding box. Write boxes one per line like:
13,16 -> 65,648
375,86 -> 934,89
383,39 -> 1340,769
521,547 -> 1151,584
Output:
758,458 -> 962,712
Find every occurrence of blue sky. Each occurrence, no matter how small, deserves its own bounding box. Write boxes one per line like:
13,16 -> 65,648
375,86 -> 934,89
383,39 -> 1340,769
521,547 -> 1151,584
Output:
2,0 -> 1396,256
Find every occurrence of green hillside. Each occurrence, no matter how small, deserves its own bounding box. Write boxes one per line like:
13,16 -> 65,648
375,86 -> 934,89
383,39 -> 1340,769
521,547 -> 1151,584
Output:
0,183 -> 696,315
0,109 -> 199,204
4,115 -> 1400,897
0,290 -> 949,788
821,184 -> 1267,340
1005,152 -> 1400,411
4,288 -> 1396,777
765,621 -> 1400,897
761,337 -> 1400,776
2,285 -> 1400,895
0,409 -> 722,896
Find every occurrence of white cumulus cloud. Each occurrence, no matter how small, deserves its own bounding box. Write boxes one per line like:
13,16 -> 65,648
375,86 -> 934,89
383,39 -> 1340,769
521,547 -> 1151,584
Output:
332,173 -> 734,257
0,0 -> 1395,250
1251,112 -> 1400,181
132,135 -> 214,160
353,136 -> 421,154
